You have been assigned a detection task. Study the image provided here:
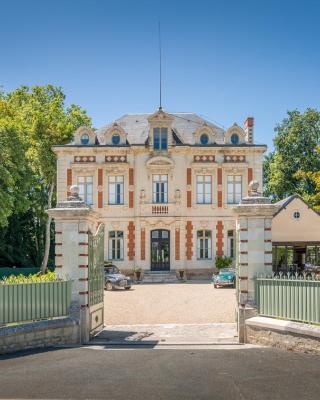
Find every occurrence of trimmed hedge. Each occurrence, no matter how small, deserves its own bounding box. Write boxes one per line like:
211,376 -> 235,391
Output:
0,268 -> 39,279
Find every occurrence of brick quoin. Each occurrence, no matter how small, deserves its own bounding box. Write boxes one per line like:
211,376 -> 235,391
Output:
185,221 -> 193,260
217,168 -> 222,207
140,228 -> 145,260
67,168 -> 72,196
175,228 -> 180,261
187,168 -> 192,208
129,168 -> 134,208
127,221 -> 135,261
216,220 -> 224,256
98,168 -> 103,208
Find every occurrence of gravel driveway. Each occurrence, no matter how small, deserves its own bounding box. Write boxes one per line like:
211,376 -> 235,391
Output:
104,281 -> 236,325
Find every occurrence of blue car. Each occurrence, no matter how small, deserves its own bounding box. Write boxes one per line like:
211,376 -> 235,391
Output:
104,264 -> 132,291
213,269 -> 236,288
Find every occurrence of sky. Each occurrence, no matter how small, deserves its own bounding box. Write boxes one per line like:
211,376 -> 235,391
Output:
1,0 -> 320,151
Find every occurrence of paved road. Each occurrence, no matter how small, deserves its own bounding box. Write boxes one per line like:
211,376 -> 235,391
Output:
104,281 -> 236,324
93,323 -> 238,345
0,346 -> 319,399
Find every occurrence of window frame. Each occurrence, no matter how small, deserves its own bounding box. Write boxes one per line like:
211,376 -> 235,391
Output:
108,175 -> 124,205
108,231 -> 124,261
152,174 -> 168,204
197,230 -> 212,260
153,127 -> 168,150
77,175 -> 93,205
196,175 -> 212,204
227,175 -> 242,204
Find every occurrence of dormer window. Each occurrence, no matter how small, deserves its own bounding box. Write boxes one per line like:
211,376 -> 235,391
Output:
200,133 -> 209,145
112,134 -> 121,145
231,133 -> 239,145
153,128 -> 168,150
81,134 -> 90,145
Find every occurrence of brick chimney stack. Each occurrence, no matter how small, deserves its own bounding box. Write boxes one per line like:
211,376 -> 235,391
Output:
244,117 -> 254,143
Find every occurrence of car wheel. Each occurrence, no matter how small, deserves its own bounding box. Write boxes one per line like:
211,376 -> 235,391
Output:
124,286 -> 131,290
105,281 -> 113,291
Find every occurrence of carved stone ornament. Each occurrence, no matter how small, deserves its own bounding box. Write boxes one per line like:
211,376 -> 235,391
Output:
139,189 -> 146,204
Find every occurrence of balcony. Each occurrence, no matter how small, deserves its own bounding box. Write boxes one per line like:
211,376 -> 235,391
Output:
152,205 -> 169,215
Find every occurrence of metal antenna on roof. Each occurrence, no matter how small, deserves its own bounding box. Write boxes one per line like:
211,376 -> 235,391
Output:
158,21 -> 162,111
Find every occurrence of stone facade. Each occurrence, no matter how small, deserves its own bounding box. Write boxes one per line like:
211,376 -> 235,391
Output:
53,109 -> 266,276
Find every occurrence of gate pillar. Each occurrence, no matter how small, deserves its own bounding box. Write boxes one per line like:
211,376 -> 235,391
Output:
48,186 -> 102,343
232,181 -> 279,342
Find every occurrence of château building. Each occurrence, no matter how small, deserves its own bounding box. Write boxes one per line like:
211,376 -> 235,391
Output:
53,109 -> 266,277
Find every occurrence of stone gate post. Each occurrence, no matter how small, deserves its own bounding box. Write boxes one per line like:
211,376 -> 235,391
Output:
232,182 -> 278,342
48,186 -> 101,343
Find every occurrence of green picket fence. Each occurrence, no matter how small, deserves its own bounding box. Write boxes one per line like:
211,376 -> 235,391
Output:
0,280 -> 73,325
256,274 -> 320,324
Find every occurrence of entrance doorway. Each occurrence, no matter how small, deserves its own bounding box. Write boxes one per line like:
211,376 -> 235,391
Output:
150,229 -> 170,271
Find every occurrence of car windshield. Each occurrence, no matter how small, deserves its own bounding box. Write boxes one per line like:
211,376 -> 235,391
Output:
105,266 -> 119,274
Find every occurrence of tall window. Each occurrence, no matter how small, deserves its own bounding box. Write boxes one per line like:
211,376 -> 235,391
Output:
197,230 -> 212,259
196,175 -> 212,204
227,230 -> 235,258
109,176 -> 124,204
152,174 -> 168,203
78,176 -> 93,205
153,128 -> 168,150
108,231 -> 124,260
227,175 -> 242,204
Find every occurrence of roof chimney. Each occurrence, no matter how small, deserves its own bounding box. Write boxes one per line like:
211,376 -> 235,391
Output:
244,117 -> 254,143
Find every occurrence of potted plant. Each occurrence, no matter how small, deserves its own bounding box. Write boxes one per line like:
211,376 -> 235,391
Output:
215,256 -> 233,271
178,269 -> 185,280
133,267 -> 142,282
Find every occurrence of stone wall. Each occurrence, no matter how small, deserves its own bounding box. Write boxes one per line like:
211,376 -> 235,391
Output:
0,318 -> 79,355
246,316 -> 320,355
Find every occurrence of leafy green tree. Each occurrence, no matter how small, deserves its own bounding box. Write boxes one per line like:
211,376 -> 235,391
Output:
264,109 -> 320,207
0,85 -> 91,271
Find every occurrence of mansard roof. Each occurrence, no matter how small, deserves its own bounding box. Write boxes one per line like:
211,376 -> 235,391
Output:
96,112 -> 225,145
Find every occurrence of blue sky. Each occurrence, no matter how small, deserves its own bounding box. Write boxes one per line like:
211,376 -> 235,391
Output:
1,0 -> 320,150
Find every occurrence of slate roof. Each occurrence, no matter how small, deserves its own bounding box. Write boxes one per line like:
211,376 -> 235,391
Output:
96,112 -> 226,145
274,194 -> 320,217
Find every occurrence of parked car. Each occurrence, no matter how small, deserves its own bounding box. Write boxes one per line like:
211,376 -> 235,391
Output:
104,264 -> 132,291
212,269 -> 236,288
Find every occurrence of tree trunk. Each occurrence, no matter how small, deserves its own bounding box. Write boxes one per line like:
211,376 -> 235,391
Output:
40,183 -> 54,274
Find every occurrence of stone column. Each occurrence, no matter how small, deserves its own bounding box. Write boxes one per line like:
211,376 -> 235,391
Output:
48,186 -> 101,343
233,181 -> 278,342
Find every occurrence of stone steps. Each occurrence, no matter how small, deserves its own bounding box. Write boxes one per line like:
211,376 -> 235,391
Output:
142,271 -> 181,283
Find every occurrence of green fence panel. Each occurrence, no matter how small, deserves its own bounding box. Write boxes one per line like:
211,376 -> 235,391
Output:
256,275 -> 320,324
0,280 -> 72,325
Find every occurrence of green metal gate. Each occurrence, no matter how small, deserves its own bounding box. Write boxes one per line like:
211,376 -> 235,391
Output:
88,223 -> 105,338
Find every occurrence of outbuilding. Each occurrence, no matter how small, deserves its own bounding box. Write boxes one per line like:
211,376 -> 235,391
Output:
272,195 -> 320,272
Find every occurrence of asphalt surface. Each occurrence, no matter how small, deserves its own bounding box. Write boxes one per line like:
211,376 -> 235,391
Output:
0,346 -> 319,399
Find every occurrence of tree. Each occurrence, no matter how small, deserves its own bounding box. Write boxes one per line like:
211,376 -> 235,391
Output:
0,85 -> 91,271
264,109 -> 320,208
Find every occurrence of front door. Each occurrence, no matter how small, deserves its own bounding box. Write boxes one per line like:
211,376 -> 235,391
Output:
151,229 -> 170,271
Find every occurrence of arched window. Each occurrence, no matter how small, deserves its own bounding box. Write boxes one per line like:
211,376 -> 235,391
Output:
197,230 -> 212,259
81,134 -> 90,145
108,231 -> 124,260
231,133 -> 239,145
112,134 -> 121,145
200,133 -> 209,145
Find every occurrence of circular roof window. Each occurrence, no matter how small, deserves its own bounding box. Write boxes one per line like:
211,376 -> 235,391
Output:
293,211 -> 301,220
80,134 -> 89,145
231,133 -> 239,145
112,134 -> 121,145
200,133 -> 209,145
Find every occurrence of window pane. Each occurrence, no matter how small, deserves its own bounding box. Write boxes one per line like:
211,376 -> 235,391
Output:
161,128 -> 168,150
154,128 -> 160,150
